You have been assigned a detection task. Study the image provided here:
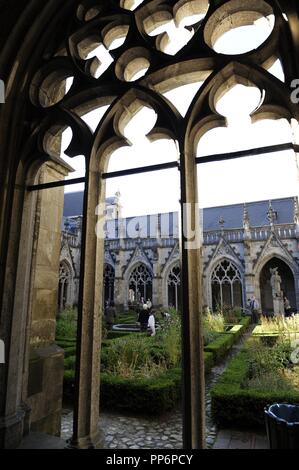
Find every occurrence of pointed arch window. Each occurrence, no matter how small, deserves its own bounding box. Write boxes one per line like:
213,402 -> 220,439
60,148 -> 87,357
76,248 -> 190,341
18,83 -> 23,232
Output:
211,259 -> 243,310
128,263 -> 153,303
167,263 -> 181,310
58,262 -> 71,312
104,264 -> 115,304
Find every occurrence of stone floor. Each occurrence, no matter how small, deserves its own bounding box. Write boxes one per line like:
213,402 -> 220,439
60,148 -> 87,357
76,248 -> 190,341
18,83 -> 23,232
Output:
213,429 -> 269,449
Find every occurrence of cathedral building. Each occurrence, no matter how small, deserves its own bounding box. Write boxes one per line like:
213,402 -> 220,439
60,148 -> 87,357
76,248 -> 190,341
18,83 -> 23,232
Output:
60,192 -> 299,315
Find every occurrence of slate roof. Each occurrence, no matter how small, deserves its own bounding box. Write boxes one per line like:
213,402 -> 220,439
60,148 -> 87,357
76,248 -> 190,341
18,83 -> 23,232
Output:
63,191 -> 296,235
203,198 -> 295,231
64,192 -> 84,218
64,192 -> 118,217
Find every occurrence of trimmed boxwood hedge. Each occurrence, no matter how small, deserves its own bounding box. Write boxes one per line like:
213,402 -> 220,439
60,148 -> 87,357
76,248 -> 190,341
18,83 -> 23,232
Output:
63,353 -> 215,413
100,368 -> 181,414
211,348 -> 299,428
204,316 -> 250,364
204,333 -> 235,363
61,316 -> 249,414
204,352 -> 214,373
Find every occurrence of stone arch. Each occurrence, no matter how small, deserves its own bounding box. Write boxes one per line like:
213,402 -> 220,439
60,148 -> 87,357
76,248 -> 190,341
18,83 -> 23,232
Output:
125,262 -> 153,305
58,259 -> 74,312
3,0 -> 299,450
103,263 -> 115,305
254,252 -> 299,313
208,257 -> 245,311
185,60 -> 297,156
162,259 -> 181,309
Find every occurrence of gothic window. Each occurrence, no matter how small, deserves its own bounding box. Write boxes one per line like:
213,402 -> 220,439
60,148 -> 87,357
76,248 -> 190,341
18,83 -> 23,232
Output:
58,262 -> 71,312
129,263 -> 153,303
104,264 -> 115,305
167,264 -> 181,311
211,260 -> 243,311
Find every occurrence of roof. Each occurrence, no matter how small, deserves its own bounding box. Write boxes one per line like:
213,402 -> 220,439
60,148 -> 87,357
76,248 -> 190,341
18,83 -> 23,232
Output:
203,197 -> 295,231
64,192 -> 118,218
64,192 -> 84,218
63,192 -> 296,233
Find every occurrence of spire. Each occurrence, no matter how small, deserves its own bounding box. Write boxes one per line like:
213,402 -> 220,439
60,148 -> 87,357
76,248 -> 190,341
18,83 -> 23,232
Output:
135,222 -> 142,243
267,200 -> 276,228
218,216 -> 225,235
243,203 -> 250,230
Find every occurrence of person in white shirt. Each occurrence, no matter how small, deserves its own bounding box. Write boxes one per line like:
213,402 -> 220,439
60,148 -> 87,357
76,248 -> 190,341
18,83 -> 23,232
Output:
148,310 -> 156,336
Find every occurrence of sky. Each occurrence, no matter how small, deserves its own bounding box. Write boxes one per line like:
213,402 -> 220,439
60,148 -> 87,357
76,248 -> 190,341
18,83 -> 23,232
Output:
61,12 -> 299,218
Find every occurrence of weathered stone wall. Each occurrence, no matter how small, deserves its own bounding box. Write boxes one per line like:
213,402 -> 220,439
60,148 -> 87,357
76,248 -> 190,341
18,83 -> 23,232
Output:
26,160 -> 69,436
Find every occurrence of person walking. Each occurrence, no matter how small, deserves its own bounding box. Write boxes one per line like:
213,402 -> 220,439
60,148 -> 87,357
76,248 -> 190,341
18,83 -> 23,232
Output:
138,304 -> 149,332
250,295 -> 260,323
106,301 -> 117,330
284,296 -> 292,317
148,309 -> 156,336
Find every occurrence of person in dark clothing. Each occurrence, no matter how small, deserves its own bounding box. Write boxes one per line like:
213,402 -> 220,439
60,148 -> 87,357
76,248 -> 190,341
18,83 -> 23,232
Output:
106,301 -> 116,330
138,304 -> 149,332
284,296 -> 292,317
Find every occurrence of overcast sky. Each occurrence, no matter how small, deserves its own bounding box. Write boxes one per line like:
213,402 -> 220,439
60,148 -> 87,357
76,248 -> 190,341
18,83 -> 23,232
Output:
62,14 -> 299,217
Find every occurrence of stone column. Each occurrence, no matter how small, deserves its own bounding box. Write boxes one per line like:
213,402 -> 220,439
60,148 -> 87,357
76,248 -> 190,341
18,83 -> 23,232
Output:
25,160 -> 71,436
70,168 -> 104,449
114,224 -> 127,311
180,148 -> 205,449
152,241 -> 163,307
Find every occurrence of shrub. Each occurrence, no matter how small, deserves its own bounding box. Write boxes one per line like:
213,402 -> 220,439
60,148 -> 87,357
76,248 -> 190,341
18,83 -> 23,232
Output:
100,368 -> 182,414
203,311 -> 225,333
260,315 -> 299,335
245,338 -> 293,378
56,307 -> 77,339
156,310 -> 181,367
214,304 -> 242,324
204,333 -> 235,363
246,371 -> 295,393
211,341 -> 299,428
101,335 -> 173,378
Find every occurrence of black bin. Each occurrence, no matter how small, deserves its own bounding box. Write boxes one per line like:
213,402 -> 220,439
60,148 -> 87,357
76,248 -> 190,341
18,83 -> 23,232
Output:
265,403 -> 299,449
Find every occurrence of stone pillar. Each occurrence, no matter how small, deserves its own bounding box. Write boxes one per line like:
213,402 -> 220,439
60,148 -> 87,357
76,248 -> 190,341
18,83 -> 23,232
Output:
114,224 -> 127,311
180,148 -> 205,449
25,160 -> 71,436
243,206 -> 257,307
152,240 -> 163,307
70,168 -> 104,449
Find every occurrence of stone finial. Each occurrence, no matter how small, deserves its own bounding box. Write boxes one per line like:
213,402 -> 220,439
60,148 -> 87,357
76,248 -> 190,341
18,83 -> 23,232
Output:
135,222 -> 142,241
218,216 -> 225,234
267,200 -> 277,227
243,203 -> 250,230
294,197 -> 299,224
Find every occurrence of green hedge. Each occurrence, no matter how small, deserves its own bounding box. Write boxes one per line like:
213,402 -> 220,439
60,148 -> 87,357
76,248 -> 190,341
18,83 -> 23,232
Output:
204,317 -> 250,364
204,352 -> 214,373
106,331 -> 137,340
63,353 -> 215,413
63,346 -> 76,358
211,349 -> 299,428
204,333 -> 235,363
100,368 -> 182,414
